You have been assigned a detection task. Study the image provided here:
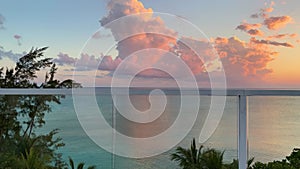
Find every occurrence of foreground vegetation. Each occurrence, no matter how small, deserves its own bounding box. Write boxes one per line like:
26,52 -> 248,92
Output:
0,47 -> 94,169
171,138 -> 300,169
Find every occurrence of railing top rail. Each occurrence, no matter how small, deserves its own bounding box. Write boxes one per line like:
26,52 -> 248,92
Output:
1,87 -> 300,96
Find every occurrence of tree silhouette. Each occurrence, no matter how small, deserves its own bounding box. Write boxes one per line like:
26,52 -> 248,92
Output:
286,148 -> 300,168
0,47 -> 83,168
201,148 -> 224,169
224,157 -> 254,169
68,157 -> 96,169
171,138 -> 259,169
171,138 -> 227,169
171,138 -> 203,169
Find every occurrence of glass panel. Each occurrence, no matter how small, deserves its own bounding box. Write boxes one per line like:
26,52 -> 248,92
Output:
1,93 -> 238,168
0,94 -> 113,168
249,96 -> 300,164
43,95 -> 114,168
201,96 -> 238,163
111,95 -> 238,168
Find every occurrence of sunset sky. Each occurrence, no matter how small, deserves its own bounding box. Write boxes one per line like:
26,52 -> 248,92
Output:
0,0 -> 299,88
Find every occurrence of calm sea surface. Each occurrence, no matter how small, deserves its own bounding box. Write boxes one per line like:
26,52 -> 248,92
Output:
39,94 -> 300,168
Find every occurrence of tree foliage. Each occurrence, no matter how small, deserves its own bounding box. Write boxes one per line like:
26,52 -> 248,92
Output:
0,47 -> 86,169
171,138 -> 204,169
171,138 -> 300,169
171,138 -> 225,169
68,157 -> 96,169
252,148 -> 300,169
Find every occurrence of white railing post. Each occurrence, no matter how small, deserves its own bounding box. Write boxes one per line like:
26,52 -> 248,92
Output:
238,94 -> 248,169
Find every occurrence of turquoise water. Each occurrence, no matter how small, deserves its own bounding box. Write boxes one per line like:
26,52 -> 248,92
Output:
39,95 -> 300,168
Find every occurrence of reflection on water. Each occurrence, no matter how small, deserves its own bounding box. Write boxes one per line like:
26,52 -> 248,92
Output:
110,94 -> 210,162
114,95 -> 180,138
39,95 -> 300,168
249,96 -> 300,162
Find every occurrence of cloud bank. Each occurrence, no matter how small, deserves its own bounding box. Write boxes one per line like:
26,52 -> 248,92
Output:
53,52 -> 121,71
63,0 -> 297,87
0,47 -> 25,61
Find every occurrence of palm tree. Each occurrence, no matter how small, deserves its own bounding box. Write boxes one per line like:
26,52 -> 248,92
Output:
68,157 -> 96,169
171,138 -> 204,169
170,138 -> 235,169
223,157 -> 255,169
21,148 -> 50,169
201,148 -> 224,169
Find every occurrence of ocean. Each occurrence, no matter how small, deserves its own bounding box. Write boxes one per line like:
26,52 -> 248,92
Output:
39,93 -> 300,168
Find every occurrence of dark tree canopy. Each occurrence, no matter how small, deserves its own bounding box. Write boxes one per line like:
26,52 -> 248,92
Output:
171,138 -> 300,169
0,47 -> 92,169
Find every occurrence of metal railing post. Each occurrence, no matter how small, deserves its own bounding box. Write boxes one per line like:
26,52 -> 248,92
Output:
238,94 -> 248,169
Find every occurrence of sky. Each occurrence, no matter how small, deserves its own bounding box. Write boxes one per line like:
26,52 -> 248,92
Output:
0,0 -> 299,88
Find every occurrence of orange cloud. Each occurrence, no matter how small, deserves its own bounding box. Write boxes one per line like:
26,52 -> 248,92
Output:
267,33 -> 297,39
251,37 -> 294,48
251,1 -> 275,19
248,29 -> 264,36
263,7 -> 274,13
263,16 -> 292,30
214,37 -> 275,80
236,23 -> 264,36
263,1 -> 275,13
236,23 -> 261,31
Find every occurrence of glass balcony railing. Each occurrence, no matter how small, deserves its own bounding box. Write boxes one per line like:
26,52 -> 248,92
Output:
1,88 -> 300,169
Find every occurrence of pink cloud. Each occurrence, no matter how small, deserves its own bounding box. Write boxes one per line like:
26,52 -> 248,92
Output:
54,52 -> 122,71
68,0 -> 297,87
76,53 -> 102,70
99,55 -> 121,70
172,37 -> 215,75
98,0 -> 178,77
100,0 -> 177,59
100,0 -> 153,26
14,35 -> 21,39
13,34 -> 22,46
54,53 -> 77,65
